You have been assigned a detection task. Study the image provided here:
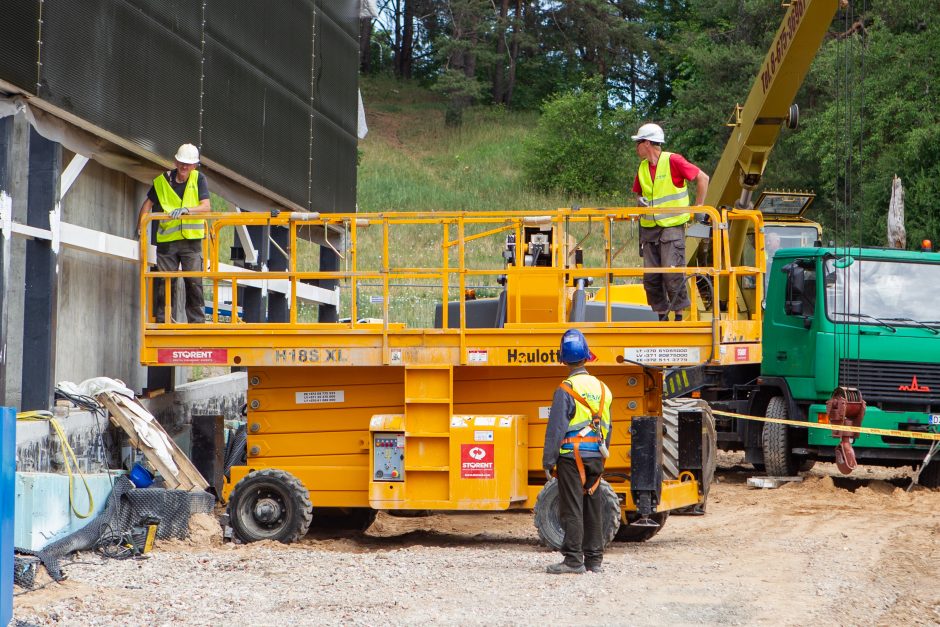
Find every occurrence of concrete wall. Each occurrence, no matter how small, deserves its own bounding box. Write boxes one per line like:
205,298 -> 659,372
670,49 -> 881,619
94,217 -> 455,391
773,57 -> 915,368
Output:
55,154 -> 147,392
2,114 -> 147,408
3,114 -> 31,410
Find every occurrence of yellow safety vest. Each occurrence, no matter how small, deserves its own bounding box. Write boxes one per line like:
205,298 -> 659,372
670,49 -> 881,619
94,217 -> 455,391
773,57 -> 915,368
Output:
638,151 -> 691,228
559,373 -> 612,456
154,170 -> 205,243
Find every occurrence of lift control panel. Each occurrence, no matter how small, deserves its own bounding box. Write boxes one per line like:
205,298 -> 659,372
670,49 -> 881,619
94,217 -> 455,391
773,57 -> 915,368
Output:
373,433 -> 405,481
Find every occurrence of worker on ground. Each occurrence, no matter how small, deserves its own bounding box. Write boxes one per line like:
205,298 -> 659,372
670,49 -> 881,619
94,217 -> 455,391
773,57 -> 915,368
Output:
632,123 -> 709,322
542,329 -> 613,575
137,143 -> 211,323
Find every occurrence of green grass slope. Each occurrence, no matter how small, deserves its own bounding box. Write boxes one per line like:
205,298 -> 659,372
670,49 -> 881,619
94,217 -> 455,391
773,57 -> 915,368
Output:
358,77 -> 614,213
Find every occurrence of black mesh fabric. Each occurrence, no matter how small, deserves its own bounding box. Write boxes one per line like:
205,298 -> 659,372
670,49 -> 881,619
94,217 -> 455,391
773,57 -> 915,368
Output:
14,476 -> 214,584
0,2 -> 39,91
1,0 -> 359,213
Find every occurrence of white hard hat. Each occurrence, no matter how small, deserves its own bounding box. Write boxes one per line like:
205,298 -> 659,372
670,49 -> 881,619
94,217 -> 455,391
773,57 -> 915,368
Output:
631,123 -> 665,144
174,143 -> 200,164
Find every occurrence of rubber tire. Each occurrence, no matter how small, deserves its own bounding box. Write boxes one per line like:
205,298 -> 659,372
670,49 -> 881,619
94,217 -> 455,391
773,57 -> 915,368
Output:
918,459 -> 940,488
310,507 -> 378,532
663,398 -> 716,513
614,512 -> 669,542
228,469 -> 313,544
762,396 -> 799,476
533,478 -> 620,551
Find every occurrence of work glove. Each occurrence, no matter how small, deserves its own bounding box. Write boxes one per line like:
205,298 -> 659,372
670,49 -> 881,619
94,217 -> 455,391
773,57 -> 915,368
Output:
169,207 -> 189,220
544,466 -> 554,481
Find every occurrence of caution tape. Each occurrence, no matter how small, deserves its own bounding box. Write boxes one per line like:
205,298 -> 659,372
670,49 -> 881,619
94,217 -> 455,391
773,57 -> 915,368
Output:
711,409 -> 940,442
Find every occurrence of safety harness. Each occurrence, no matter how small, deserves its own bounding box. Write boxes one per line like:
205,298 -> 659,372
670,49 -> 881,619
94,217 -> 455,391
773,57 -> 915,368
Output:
558,381 -> 608,495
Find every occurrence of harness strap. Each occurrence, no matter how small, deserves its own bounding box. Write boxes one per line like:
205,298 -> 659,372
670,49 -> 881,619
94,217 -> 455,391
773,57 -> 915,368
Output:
558,380 -> 607,495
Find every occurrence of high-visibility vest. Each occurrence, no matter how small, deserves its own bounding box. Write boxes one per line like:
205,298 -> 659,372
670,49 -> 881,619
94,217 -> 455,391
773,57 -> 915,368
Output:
638,151 -> 691,228
559,373 -> 612,456
154,170 -> 205,243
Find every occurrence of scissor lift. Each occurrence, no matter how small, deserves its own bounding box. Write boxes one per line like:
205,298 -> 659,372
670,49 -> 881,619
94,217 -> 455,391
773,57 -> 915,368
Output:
139,207 -> 764,543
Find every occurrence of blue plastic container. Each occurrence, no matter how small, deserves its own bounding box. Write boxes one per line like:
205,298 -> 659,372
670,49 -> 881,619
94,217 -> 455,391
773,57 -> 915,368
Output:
129,463 -> 154,488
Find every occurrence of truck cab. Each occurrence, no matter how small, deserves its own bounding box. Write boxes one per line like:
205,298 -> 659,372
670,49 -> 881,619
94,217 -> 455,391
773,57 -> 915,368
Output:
747,246 -> 940,486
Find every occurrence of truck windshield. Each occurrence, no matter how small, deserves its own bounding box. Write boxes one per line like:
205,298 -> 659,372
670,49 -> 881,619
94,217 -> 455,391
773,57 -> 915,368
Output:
825,258 -> 940,326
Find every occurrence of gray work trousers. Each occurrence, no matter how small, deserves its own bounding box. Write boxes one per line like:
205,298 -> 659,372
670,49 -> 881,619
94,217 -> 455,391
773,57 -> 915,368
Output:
640,224 -> 690,314
154,239 -> 205,323
557,455 -> 605,568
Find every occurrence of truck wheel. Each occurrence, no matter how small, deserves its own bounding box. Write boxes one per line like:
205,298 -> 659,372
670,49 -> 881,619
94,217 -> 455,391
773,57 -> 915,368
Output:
917,458 -> 940,488
762,396 -> 799,476
533,478 -> 620,551
310,507 -> 377,532
613,512 -> 668,542
228,469 -> 313,543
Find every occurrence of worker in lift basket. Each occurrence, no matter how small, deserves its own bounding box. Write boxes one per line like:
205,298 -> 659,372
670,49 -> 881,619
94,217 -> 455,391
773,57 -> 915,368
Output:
632,123 -> 709,322
542,329 -> 613,574
137,143 -> 211,323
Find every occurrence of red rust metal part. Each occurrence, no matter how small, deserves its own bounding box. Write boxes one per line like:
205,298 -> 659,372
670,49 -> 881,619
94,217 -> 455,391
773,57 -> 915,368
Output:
826,387 -> 866,474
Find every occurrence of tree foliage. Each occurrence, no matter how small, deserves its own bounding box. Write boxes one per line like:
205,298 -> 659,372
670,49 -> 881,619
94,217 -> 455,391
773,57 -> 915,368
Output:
362,1 -> 940,245
522,80 -> 636,197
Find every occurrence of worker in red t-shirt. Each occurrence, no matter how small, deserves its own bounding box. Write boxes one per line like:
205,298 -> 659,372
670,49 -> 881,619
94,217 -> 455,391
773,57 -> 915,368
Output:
631,123 -> 709,321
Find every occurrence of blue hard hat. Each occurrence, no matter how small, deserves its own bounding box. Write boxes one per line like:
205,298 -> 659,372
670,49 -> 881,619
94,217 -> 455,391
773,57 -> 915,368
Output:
559,329 -> 591,364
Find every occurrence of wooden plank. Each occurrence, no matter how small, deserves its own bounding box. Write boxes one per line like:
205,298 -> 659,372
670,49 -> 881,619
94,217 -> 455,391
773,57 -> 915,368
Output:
115,395 -> 208,491
99,392 -> 209,491
111,395 -> 196,490
747,476 -> 803,489
101,396 -> 184,490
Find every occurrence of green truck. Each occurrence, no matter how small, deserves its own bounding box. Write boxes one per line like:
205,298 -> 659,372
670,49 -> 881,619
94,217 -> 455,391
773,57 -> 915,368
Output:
717,245 -> 940,487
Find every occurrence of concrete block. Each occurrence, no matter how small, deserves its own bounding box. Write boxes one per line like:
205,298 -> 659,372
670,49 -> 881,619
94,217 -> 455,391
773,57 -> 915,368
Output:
13,471 -> 117,551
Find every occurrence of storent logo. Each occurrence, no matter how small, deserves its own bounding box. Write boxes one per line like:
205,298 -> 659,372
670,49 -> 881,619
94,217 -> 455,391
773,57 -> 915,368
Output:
174,350 -> 213,360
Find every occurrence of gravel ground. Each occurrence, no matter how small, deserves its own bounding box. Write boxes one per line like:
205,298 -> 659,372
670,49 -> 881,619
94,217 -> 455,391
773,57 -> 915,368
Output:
13,459 -> 940,626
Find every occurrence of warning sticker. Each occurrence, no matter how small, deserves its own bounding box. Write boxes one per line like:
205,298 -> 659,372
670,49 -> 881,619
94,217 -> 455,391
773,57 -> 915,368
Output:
295,390 -> 345,404
468,349 -> 488,364
461,444 -> 494,479
624,346 -> 701,364
474,430 -> 494,442
735,346 -> 750,362
538,406 -> 551,420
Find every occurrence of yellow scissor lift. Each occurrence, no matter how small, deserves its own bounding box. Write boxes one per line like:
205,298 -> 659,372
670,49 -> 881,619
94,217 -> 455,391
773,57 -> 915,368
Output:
139,206 -> 765,544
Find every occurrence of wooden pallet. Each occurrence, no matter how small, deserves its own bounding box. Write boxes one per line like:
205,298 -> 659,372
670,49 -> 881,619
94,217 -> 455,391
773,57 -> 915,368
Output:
98,392 -> 209,492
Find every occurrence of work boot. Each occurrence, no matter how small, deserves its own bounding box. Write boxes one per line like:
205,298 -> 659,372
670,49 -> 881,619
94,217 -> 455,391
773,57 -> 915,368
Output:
585,562 -> 604,573
658,313 -> 669,321
546,562 -> 585,575
674,312 -> 683,322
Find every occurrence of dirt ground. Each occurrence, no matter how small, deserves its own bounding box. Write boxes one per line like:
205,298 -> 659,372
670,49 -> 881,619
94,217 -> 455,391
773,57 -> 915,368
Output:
13,455 -> 940,626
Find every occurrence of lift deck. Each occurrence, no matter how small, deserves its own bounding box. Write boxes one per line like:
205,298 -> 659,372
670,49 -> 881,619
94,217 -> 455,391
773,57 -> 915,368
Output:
138,207 -> 765,540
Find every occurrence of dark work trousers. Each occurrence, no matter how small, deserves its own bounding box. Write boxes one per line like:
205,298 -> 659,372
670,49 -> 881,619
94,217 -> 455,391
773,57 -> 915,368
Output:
154,239 -> 205,323
557,455 -> 606,567
640,224 -> 691,314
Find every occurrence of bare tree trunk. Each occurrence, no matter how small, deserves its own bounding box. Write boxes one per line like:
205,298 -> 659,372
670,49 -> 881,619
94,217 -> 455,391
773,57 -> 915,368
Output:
393,0 -> 403,77
359,17 -> 374,72
887,174 -> 906,249
493,0 -> 510,104
505,0 -> 524,106
400,0 -> 415,78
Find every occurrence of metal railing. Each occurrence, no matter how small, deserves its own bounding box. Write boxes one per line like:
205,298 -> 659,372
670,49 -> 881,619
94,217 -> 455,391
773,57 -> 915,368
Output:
139,206 -> 765,333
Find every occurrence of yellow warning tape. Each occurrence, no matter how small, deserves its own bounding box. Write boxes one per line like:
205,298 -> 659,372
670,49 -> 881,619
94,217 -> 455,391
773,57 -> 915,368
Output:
711,409 -> 940,442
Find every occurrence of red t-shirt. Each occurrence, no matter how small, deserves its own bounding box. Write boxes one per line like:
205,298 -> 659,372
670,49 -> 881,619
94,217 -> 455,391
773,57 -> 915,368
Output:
632,152 -> 700,194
